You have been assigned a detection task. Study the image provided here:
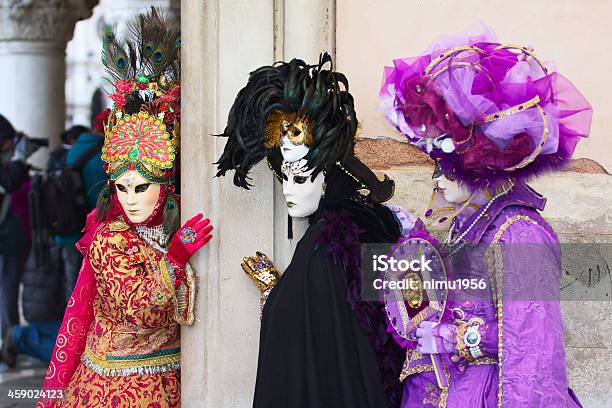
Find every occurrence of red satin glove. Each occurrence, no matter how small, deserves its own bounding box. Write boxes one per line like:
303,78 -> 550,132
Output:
167,213 -> 213,268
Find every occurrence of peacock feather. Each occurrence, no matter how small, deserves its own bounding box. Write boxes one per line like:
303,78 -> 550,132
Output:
101,26 -> 134,81
101,7 -> 180,84
126,7 -> 180,83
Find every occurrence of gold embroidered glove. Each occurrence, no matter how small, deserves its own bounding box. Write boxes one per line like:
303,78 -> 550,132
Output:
241,251 -> 281,293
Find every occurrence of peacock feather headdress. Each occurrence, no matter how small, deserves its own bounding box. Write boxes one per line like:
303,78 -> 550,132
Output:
100,7 -> 181,183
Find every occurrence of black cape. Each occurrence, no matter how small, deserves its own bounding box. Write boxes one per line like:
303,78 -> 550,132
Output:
253,222 -> 389,407
253,186 -> 404,407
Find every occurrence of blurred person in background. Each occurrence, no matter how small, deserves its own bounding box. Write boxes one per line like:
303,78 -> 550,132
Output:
1,115 -> 110,368
48,113 -> 108,302
47,125 -> 89,172
0,114 -> 39,366
65,110 -> 109,209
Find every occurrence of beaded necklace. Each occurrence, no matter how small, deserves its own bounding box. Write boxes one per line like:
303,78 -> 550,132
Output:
444,182 -> 514,253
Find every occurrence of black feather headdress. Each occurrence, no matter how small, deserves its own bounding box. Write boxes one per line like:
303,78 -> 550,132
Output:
215,52 -> 394,203
215,53 -> 357,188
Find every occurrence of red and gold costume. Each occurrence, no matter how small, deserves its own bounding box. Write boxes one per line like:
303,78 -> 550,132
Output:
52,217 -> 194,407
39,8 -> 195,408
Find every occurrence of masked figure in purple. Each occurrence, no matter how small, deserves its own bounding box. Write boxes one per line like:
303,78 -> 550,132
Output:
379,28 -> 592,407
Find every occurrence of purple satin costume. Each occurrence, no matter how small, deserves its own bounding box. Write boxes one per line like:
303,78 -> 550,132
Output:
399,183 -> 581,408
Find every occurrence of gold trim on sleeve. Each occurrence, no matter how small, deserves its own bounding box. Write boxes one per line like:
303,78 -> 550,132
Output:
158,257 -> 195,326
399,364 -> 434,382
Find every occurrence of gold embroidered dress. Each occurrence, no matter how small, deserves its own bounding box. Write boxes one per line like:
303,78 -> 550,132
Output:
54,218 -> 194,407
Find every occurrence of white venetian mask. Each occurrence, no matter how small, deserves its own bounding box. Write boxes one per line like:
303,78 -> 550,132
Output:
264,111 -> 312,163
115,170 -> 162,224
281,159 -> 325,219
434,174 -> 471,204
281,133 -> 310,162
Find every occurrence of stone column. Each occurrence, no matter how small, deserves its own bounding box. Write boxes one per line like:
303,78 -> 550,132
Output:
180,1 -> 336,406
0,0 -> 96,159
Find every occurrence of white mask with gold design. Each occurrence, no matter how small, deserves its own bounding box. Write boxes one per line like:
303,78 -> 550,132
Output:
264,111 -> 313,163
280,119 -> 310,162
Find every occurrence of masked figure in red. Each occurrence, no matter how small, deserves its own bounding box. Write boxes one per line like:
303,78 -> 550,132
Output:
39,9 -> 213,407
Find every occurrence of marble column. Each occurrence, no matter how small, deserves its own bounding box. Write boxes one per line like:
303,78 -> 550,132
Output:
180,1 -> 336,406
0,0 -> 96,162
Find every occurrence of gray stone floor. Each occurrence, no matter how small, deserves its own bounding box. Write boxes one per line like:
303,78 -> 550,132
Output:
0,356 -> 47,408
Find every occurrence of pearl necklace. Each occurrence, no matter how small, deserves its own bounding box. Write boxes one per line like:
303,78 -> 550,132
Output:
444,182 -> 514,249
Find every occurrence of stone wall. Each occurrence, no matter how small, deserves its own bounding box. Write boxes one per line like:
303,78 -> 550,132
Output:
180,1 -> 611,406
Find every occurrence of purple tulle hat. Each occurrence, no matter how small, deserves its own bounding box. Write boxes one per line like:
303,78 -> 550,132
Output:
379,27 -> 593,189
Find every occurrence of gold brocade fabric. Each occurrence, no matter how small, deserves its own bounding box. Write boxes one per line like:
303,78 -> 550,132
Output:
54,364 -> 180,408
53,219 -> 190,407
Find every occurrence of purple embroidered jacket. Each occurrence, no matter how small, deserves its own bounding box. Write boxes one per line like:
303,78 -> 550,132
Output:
399,183 -> 581,407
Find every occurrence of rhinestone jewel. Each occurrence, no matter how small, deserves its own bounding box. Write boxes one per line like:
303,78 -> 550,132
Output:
135,224 -> 169,251
128,144 -> 140,161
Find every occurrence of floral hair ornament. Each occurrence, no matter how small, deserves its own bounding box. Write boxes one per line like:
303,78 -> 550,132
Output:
379,24 -> 592,190
100,7 -> 181,184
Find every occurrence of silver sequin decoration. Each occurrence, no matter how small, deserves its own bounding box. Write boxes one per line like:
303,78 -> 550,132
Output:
135,224 -> 169,253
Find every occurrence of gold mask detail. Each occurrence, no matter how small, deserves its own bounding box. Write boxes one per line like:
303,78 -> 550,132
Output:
263,110 -> 314,149
402,272 -> 424,309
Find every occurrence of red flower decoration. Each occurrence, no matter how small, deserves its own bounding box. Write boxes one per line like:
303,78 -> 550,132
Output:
115,80 -> 135,94
137,82 -> 148,90
109,93 -> 126,109
156,85 -> 180,103
93,108 -> 111,132
163,111 -> 176,125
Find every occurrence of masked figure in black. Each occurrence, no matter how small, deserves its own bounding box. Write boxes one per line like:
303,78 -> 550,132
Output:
216,53 -> 414,408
